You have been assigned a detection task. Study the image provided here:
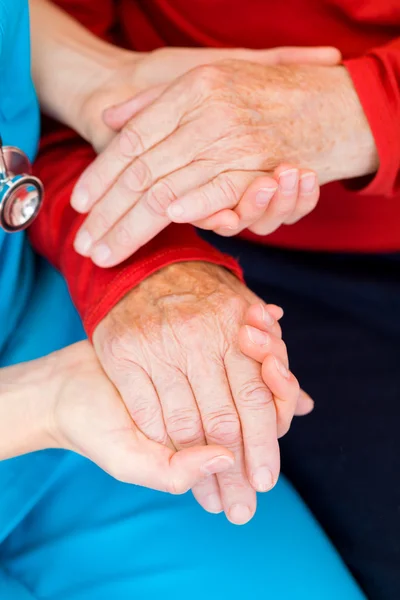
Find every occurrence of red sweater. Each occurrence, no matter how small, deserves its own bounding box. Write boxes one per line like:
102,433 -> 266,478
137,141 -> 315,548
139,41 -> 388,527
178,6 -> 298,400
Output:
30,0 -> 400,337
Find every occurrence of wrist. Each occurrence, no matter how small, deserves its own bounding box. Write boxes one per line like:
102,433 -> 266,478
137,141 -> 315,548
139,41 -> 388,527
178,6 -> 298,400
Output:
313,66 -> 379,183
0,355 -> 61,460
30,0 -> 135,138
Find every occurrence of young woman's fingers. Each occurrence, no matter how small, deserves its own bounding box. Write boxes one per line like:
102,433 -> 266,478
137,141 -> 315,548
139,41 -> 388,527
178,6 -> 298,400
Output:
238,324 -> 288,367
243,303 -> 283,339
232,176 -> 278,222
260,354 -> 301,438
283,169 -> 320,225
194,208 -> 240,232
247,165 -> 300,237
103,84 -> 168,130
264,304 -> 284,321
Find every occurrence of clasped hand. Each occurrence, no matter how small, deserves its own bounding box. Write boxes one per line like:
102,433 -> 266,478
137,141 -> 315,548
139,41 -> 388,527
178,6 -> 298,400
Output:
64,45 -> 355,524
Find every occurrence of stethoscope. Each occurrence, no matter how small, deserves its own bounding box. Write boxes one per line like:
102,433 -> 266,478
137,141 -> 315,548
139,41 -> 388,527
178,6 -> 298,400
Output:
0,134 -> 43,232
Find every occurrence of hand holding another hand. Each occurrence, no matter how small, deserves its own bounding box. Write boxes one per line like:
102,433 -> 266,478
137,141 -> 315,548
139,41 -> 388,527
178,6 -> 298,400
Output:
71,54 -> 377,267
92,262 -> 311,524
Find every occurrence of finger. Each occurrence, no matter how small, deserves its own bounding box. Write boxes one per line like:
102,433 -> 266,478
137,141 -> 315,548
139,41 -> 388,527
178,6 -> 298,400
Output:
167,170 -> 264,224
284,169 -> 320,225
104,363 -> 169,445
270,46 -> 342,66
194,209 -> 240,232
118,429 -> 235,494
260,354 -> 301,438
248,165 -> 300,237
238,324 -> 288,367
238,314 -> 314,422
225,349 -> 281,492
74,149 -> 220,263
152,366 -> 223,515
78,161 -> 215,265
189,354 -> 257,525
265,304 -> 284,321
244,302 -> 283,339
102,47 -> 341,135
238,334 -> 314,420
103,84 -> 168,130
214,176 -> 278,235
70,77 -> 194,214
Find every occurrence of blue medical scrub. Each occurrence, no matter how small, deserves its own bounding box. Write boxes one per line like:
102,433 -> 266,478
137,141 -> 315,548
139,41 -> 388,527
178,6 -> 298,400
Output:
0,2 -> 365,598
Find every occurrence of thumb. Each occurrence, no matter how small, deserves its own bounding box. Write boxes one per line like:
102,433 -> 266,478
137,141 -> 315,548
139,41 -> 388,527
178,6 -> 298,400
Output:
103,83 -> 168,131
257,45 -> 342,66
110,428 -> 235,495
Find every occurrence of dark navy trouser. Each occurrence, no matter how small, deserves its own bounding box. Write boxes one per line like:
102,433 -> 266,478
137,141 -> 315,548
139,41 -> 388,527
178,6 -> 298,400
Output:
203,232 -> 400,600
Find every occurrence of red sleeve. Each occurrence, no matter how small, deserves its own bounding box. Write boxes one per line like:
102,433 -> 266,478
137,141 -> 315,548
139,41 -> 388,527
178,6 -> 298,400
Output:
29,127 -> 243,338
343,38 -> 400,197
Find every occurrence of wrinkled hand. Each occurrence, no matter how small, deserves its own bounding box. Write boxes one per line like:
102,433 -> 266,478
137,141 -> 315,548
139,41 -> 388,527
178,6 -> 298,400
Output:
50,340 -> 235,492
92,262 -> 307,524
101,97 -> 322,239
71,59 -> 378,267
103,100 -> 321,237
78,45 -> 342,153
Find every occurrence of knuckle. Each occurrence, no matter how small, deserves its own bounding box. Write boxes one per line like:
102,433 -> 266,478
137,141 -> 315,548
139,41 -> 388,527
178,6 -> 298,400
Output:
214,174 -> 240,209
88,208 -> 114,236
204,411 -> 241,446
114,222 -> 134,248
144,180 -> 177,216
122,158 -> 152,193
166,408 -> 203,447
166,477 -> 190,496
192,64 -> 224,94
236,379 -> 274,409
119,124 -> 144,158
100,331 -> 134,372
129,398 -> 161,431
194,188 -> 215,217
102,332 -> 127,364
224,293 -> 248,319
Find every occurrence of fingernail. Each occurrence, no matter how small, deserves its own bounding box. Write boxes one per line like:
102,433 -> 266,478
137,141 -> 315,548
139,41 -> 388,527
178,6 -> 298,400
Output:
205,493 -> 223,514
259,303 -> 275,327
167,203 -> 185,219
228,504 -> 252,525
253,466 -> 274,492
279,169 -> 298,194
299,173 -> 316,194
71,187 -> 90,213
91,243 -> 111,266
246,325 -> 270,346
74,229 -> 93,256
255,187 -> 277,207
274,357 -> 290,379
201,455 -> 234,476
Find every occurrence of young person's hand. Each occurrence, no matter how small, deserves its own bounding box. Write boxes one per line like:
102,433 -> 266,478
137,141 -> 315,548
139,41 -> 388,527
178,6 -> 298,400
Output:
0,341 -> 235,495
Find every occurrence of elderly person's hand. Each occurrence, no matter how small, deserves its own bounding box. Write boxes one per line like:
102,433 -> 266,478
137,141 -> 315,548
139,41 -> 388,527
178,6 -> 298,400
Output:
92,261 -> 309,524
70,60 -> 378,267
76,45 -> 342,153
1,341 -> 235,491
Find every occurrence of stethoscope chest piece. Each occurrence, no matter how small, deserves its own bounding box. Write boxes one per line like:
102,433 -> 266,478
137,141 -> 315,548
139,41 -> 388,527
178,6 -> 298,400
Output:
0,143 -> 43,232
